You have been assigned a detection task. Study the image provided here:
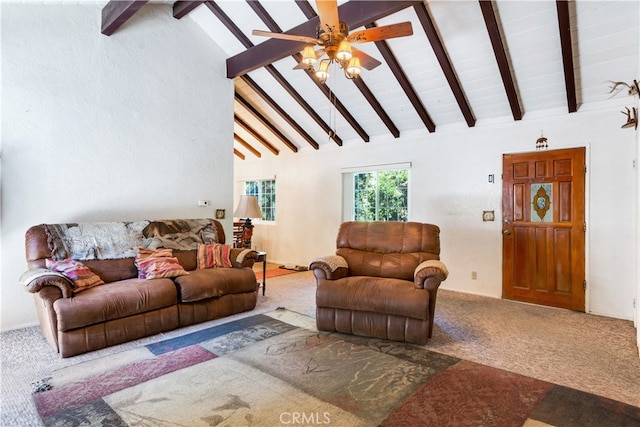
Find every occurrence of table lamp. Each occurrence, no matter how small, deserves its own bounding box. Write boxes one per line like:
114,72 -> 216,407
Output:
233,195 -> 263,248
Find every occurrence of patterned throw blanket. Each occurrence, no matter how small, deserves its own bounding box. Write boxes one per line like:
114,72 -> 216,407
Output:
45,219 -> 219,261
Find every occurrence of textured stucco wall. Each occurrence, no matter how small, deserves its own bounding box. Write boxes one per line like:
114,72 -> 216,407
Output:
1,3 -> 233,330
236,106 -> 638,321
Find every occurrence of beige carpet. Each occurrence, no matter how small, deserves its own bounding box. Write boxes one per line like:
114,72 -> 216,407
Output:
2,267 -> 639,426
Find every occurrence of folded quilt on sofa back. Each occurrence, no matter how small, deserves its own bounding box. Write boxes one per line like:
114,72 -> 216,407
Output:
44,219 -> 220,261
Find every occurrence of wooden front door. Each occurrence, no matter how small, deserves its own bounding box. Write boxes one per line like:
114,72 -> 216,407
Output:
502,147 -> 586,311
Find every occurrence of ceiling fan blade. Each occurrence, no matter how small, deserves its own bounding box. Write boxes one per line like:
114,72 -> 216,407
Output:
294,61 -> 311,70
352,47 -> 382,71
252,29 -> 319,45
316,0 -> 340,35
347,22 -> 413,43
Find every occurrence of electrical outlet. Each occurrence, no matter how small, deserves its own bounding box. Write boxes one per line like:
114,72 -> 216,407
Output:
198,200 -> 210,207
471,271 -> 477,280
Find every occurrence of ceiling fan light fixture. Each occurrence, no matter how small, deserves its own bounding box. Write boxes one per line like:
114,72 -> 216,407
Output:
302,46 -> 317,65
316,60 -> 330,83
253,2 -> 414,85
346,56 -> 361,76
336,40 -> 352,61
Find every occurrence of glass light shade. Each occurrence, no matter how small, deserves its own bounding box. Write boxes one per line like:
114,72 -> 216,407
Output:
346,56 -> 361,75
316,61 -> 330,82
336,40 -> 352,61
302,46 -> 317,65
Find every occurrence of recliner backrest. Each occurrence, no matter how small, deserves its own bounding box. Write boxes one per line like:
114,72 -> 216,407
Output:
336,221 -> 441,281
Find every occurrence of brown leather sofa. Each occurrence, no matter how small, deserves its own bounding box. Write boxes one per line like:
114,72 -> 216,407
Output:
21,219 -> 258,357
310,221 -> 448,344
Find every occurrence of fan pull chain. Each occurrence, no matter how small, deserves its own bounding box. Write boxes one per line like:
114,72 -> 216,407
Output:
327,63 -> 336,142
328,62 -> 339,142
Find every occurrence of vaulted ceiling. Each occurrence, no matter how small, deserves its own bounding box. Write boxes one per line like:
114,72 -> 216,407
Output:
102,1 -> 639,159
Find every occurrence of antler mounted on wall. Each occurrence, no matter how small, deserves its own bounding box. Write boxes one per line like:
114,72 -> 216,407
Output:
608,79 -> 639,130
621,106 -> 638,130
608,79 -> 640,97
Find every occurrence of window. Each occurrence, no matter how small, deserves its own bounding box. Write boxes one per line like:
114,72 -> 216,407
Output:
243,179 -> 276,221
343,164 -> 409,222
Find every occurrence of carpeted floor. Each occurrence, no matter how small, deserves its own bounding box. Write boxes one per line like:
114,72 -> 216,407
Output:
2,266 -> 640,426
30,310 -> 640,426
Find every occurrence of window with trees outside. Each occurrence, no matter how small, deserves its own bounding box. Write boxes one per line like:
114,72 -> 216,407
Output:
343,164 -> 409,222
243,179 -> 276,222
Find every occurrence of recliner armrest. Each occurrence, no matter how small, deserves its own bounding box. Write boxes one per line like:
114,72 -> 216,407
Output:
231,248 -> 258,268
309,255 -> 349,280
414,260 -> 449,291
20,268 -> 74,298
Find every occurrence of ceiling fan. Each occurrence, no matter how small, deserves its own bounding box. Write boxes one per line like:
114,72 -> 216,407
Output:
252,0 -> 413,83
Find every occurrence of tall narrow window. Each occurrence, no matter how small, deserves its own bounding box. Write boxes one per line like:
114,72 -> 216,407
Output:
343,164 -> 409,222
243,179 -> 276,222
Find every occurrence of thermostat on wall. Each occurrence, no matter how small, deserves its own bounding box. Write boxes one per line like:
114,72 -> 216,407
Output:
482,210 -> 495,222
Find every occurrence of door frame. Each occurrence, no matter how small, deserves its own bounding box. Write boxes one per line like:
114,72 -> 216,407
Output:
501,145 -> 590,313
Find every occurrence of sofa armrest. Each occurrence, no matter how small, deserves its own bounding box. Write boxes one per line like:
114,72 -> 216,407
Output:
414,260 -> 449,291
309,255 -> 349,281
231,248 -> 258,268
19,268 -> 74,298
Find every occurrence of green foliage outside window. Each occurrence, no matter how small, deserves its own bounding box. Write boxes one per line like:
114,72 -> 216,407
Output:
244,179 -> 276,221
354,169 -> 408,221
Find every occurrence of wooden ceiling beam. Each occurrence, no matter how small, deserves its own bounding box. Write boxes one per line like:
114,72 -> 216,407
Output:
101,0 -> 148,36
351,78 -> 400,138
206,1 -> 342,146
173,1 -> 205,19
233,148 -> 246,160
235,92 -> 298,153
240,75 -> 319,150
234,114 -> 279,156
248,0 -> 369,143
413,2 -> 475,128
556,0 -> 577,113
234,133 -> 261,158
479,1 -> 522,121
364,22 -> 436,133
226,0 -> 418,78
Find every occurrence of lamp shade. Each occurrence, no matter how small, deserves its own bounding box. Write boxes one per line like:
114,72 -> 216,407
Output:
316,60 -> 330,83
302,45 -> 317,65
336,40 -> 352,61
346,56 -> 361,76
233,195 -> 263,219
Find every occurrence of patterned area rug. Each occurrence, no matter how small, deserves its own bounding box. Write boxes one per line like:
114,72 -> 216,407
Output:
33,309 -> 640,427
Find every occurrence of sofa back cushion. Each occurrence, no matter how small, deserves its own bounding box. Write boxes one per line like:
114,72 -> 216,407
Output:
336,221 -> 441,281
25,219 -> 225,283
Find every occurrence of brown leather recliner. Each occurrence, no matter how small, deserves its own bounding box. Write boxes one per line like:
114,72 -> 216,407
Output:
310,221 -> 448,344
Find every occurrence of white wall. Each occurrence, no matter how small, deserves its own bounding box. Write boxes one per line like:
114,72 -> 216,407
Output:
236,104 -> 638,320
637,25 -> 640,351
1,3 -> 234,331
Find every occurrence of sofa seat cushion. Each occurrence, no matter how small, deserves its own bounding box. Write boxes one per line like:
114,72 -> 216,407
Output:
173,267 -> 257,302
54,278 -> 178,332
316,276 -> 429,320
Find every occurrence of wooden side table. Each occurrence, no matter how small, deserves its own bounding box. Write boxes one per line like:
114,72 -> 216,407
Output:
255,251 -> 267,296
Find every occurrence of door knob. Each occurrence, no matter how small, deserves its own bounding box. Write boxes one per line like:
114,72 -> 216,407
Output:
503,230 -> 511,235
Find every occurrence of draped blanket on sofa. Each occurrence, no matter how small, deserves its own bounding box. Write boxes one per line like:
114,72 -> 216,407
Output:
44,219 -> 219,261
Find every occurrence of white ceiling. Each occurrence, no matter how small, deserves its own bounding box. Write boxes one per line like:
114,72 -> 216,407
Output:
185,0 -> 639,157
